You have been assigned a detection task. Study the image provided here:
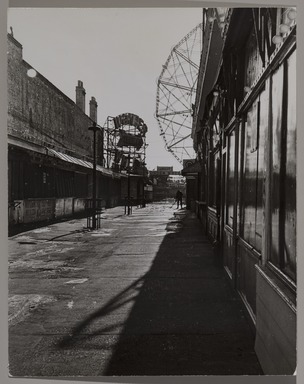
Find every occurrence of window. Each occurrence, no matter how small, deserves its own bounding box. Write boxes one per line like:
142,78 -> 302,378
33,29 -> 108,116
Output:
215,153 -> 221,212
241,88 -> 267,252
74,172 -> 88,198
55,169 -> 75,198
208,150 -> 221,210
270,50 -> 296,282
244,28 -> 264,90
241,99 -> 259,248
208,153 -> 215,207
226,131 -> 235,228
284,51 -> 297,280
256,88 -> 268,251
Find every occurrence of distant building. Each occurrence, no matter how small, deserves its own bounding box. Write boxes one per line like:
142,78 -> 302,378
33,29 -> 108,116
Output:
149,166 -> 181,180
167,174 -> 186,187
154,166 -> 173,175
148,166 -> 185,200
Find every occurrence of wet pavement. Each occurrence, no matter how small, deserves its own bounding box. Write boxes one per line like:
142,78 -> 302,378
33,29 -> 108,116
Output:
8,201 -> 263,377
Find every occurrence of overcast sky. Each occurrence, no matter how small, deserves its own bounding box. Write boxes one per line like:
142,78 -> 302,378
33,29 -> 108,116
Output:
7,8 -> 203,171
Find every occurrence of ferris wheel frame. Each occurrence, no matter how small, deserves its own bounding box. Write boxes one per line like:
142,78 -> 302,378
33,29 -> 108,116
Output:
155,22 -> 203,164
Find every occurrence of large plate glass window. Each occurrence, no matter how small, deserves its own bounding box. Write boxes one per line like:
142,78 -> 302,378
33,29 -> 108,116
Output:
241,88 -> 267,252
270,50 -> 296,282
226,131 -> 235,228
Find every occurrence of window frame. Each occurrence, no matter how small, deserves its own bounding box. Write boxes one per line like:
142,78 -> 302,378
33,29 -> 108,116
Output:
267,47 -> 296,285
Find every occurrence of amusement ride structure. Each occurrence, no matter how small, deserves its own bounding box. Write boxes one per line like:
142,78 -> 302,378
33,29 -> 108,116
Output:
155,23 -> 203,164
103,113 -> 148,175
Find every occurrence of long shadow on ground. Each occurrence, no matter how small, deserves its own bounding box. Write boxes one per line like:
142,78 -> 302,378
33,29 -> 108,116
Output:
59,210 -> 263,375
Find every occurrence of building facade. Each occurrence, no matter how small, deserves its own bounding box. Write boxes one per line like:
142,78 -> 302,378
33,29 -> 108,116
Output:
190,7 -> 296,374
7,32 -> 145,230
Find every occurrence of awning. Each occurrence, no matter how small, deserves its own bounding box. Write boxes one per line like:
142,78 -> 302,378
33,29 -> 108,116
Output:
47,147 -> 93,168
46,148 -> 126,179
8,134 -> 46,155
192,10 -> 227,148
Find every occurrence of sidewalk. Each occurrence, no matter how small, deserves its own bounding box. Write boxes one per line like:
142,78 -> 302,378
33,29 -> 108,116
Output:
8,201 -> 263,376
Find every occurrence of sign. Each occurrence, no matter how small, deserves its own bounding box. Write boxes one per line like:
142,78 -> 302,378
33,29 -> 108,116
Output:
183,159 -> 196,169
157,166 -> 173,172
117,130 -> 144,150
113,113 -> 148,136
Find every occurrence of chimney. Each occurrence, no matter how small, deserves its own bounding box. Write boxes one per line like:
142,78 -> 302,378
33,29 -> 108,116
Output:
76,80 -> 86,112
89,96 -> 98,122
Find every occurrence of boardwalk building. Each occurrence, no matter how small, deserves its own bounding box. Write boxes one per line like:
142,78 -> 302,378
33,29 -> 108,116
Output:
188,7 -> 297,374
7,32 -> 145,230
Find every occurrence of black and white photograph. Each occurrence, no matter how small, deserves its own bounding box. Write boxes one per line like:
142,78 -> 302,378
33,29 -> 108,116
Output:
4,2 -> 298,381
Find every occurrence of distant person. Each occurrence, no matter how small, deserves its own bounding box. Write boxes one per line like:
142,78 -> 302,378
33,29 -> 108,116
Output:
175,190 -> 183,209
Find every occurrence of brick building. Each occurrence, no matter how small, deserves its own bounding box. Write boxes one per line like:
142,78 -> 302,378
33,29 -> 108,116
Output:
7,32 -> 144,230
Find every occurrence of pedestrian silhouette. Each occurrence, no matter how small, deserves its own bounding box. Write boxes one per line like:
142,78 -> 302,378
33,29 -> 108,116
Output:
175,190 -> 183,209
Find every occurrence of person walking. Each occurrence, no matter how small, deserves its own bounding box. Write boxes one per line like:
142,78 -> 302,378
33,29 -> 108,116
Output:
175,190 -> 183,209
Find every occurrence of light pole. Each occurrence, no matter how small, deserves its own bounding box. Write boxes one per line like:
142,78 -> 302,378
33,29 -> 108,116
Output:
127,147 -> 131,215
88,121 -> 101,229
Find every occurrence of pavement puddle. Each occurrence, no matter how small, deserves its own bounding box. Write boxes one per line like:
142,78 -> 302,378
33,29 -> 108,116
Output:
166,222 -> 183,231
24,246 -> 58,257
53,247 -> 75,254
90,229 -> 115,237
32,227 -> 51,233
149,232 -> 174,237
9,259 -> 66,270
9,258 -> 83,275
64,278 -> 88,285
22,245 -> 75,258
13,235 -> 39,244
8,294 -> 56,326
123,232 -> 167,238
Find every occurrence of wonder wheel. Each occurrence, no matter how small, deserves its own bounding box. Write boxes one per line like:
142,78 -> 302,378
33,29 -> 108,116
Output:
155,23 -> 203,164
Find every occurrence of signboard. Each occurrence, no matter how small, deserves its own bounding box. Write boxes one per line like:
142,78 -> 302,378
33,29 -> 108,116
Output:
113,113 -> 148,136
157,166 -> 173,173
117,130 -> 144,150
183,159 -> 196,169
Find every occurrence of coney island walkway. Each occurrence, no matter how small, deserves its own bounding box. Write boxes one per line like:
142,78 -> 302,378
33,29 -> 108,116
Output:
8,200 -> 263,376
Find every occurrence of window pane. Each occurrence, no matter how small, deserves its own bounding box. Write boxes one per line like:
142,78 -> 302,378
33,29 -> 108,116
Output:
215,152 -> 221,212
255,89 -> 268,251
242,100 -> 258,248
226,131 -> 235,227
284,51 -> 296,281
271,64 -> 284,268
208,154 -> 215,207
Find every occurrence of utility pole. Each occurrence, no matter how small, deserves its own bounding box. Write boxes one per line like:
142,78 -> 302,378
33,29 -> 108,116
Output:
88,121 -> 100,229
127,147 -> 131,215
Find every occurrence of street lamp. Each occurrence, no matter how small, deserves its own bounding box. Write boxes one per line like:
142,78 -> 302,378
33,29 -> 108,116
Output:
88,121 -> 101,229
127,148 -> 132,215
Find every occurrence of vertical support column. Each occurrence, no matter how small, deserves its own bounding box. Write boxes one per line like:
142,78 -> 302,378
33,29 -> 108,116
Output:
127,148 -> 132,215
92,127 -> 97,229
88,122 -> 100,229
